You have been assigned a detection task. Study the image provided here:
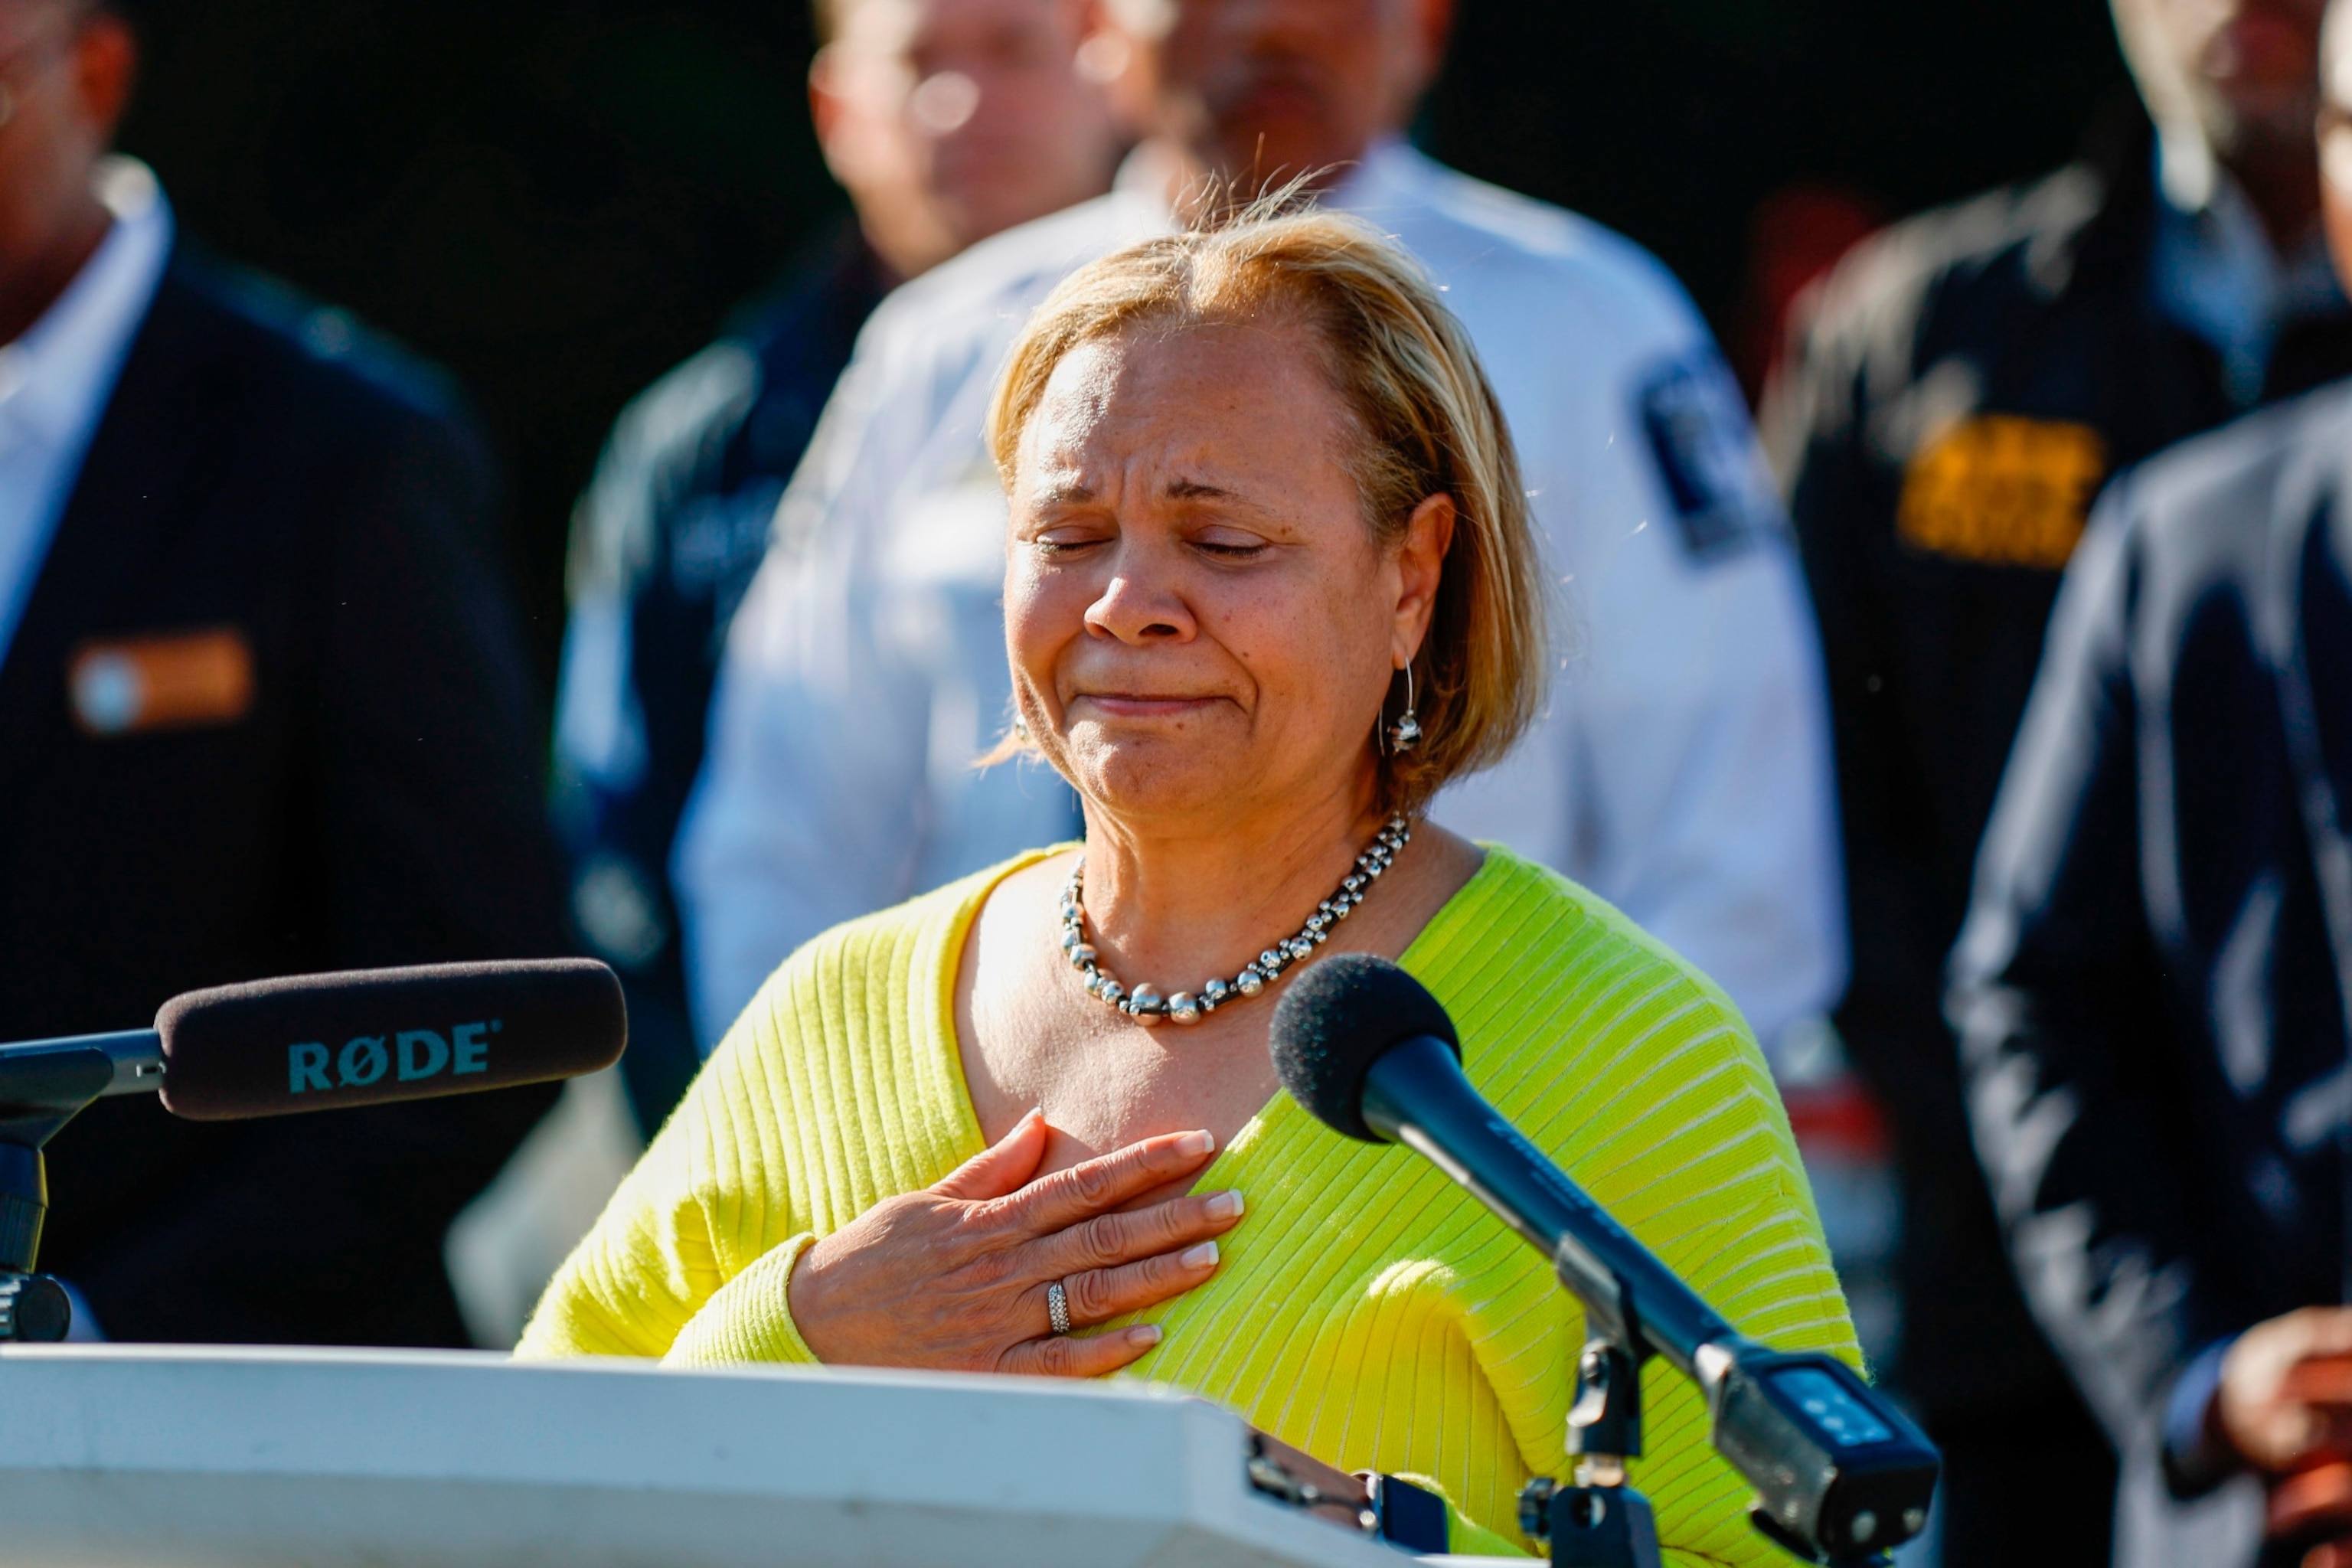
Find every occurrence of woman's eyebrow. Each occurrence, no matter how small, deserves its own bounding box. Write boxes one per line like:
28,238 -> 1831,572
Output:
1031,475 -> 1243,507
1034,479 -> 1097,506
1165,477 -> 1236,500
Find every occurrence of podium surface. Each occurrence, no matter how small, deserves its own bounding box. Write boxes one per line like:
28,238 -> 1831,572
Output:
0,1345 -> 1473,1566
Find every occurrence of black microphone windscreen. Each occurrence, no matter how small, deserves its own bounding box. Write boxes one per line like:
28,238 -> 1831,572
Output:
155,959 -> 626,1121
1269,953 -> 1459,1142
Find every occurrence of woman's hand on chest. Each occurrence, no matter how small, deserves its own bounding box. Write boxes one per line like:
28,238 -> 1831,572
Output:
784,1108 -> 1246,1374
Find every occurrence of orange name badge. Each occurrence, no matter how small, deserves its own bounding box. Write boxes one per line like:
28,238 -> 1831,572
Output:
1896,414 -> 2108,570
67,626 -> 257,738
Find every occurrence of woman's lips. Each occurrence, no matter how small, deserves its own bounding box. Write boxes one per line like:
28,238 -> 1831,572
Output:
1074,693 -> 1220,719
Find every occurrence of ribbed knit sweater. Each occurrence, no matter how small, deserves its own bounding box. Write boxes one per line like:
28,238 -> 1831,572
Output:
519,847 -> 1858,1563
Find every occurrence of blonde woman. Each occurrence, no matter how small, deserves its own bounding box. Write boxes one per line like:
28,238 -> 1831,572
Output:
522,211 -> 1857,1563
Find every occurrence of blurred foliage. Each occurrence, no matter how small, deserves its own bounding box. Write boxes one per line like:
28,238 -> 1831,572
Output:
114,0 -> 2130,681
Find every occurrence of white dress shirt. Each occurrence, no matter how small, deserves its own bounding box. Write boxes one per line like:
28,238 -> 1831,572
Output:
0,158 -> 173,667
676,140 -> 1847,1052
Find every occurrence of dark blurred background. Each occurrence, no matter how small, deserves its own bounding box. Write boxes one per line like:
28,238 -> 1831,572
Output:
113,0 -> 2133,682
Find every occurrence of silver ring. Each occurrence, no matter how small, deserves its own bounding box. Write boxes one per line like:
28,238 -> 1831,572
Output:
1046,1279 -> 1072,1336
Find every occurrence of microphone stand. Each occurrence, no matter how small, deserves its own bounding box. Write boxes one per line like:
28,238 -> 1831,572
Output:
1362,1037 -> 1922,1568
0,1031 -> 165,1342
1514,1325 -> 1663,1566
1368,1047 -> 1666,1567
1516,1272 -> 1911,1568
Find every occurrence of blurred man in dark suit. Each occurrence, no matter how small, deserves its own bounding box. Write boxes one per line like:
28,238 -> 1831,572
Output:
0,0 -> 567,1344
1762,0 -> 2352,1559
551,0 -> 1118,1132
1952,8 -> 2352,1562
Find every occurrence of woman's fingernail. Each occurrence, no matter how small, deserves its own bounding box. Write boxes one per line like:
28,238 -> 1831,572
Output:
1181,1240 -> 1220,1269
1204,1189 -> 1245,1220
1128,1324 -> 1163,1347
1174,1129 -> 1215,1157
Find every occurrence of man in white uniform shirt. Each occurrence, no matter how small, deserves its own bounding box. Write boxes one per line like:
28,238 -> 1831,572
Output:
678,0 -> 1846,1054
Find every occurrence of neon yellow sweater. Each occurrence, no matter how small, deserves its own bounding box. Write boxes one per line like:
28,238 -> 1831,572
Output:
520,847 -> 1858,1563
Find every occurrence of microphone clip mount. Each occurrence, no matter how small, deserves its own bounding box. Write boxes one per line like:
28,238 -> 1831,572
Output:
1520,1328 -> 1664,1568
0,1029 -> 165,1341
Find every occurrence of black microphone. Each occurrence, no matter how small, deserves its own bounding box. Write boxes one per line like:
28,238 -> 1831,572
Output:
0,959 -> 626,1125
152,959 -> 628,1120
0,959 -> 627,1339
1270,954 -> 1937,1564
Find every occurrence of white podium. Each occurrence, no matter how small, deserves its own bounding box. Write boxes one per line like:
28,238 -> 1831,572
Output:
0,1346 -> 1505,1566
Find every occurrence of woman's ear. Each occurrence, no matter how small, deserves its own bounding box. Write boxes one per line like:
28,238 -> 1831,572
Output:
1392,493 -> 1456,664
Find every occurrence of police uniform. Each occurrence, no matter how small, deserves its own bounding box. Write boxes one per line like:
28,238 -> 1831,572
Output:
677,140 -> 1846,1059
1762,109 -> 2352,1563
553,224 -> 891,1129
1952,381 -> 2352,1568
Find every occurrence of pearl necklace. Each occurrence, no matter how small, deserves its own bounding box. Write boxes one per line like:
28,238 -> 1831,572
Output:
1058,815 -> 1413,1026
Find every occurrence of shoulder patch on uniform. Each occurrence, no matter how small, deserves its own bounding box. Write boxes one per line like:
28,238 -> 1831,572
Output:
1635,350 -> 1785,561
1896,414 -> 2106,570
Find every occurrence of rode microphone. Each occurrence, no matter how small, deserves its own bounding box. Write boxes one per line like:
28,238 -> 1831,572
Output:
1269,954 -> 1937,1567
0,959 -> 626,1340
152,959 -> 626,1120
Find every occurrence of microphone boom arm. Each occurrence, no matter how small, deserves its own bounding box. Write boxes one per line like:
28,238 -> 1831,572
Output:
1,1030 -> 168,1122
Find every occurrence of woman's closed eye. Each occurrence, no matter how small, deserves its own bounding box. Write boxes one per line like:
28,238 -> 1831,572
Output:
1187,527 -> 1272,560
1027,522 -> 1272,560
1031,524 -> 1113,556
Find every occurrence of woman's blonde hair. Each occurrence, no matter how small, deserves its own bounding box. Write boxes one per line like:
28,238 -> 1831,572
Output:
985,204 -> 1550,813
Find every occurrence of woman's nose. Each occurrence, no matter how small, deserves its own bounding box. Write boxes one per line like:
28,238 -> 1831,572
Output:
1083,570 -> 1195,645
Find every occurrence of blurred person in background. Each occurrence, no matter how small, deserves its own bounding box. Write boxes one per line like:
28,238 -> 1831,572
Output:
1952,5 -> 2352,1563
675,0 -> 1847,1074
0,0 -> 566,1343
1761,0 -> 2352,1558
552,0 -> 1120,1133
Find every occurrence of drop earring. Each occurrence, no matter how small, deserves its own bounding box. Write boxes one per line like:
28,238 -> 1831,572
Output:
1387,664 -> 1422,754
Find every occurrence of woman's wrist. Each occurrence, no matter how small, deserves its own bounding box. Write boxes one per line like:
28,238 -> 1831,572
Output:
782,1228 -> 842,1363
662,1232 -> 825,1368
